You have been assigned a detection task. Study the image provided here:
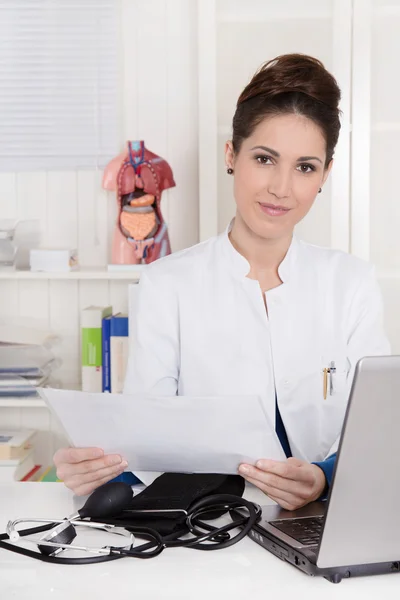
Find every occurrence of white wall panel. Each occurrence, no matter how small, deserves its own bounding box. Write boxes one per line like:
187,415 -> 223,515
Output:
379,278 -> 400,355
16,172 -> 47,236
165,0 -> 199,252
0,281 -> 19,319
77,170 -> 109,268
48,281 -> 79,387
351,0 -> 372,261
78,281 -> 110,314
20,408 -> 53,470
45,172 -> 78,249
18,281 -> 49,323
0,173 -> 17,218
109,281 -> 130,315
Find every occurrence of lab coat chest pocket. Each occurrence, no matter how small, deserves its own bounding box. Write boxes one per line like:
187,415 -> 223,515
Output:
290,351 -> 351,403
320,354 -> 352,400
290,351 -> 352,453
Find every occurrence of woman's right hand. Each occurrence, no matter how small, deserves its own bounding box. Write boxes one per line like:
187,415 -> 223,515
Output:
53,447 -> 128,496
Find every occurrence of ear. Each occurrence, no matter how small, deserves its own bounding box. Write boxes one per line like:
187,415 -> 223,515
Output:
322,159 -> 334,186
225,140 -> 235,169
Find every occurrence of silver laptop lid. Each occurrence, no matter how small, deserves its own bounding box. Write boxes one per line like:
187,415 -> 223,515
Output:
317,355 -> 400,568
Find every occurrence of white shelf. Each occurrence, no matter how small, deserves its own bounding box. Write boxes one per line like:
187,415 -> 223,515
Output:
4,264 -> 397,285
0,397 -> 46,408
0,267 -> 142,281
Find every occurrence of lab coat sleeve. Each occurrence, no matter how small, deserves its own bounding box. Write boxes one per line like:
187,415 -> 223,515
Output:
313,453 -> 337,497
325,266 -> 391,457
123,268 -> 180,396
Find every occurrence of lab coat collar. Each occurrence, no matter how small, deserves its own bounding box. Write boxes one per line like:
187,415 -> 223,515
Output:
221,220 -> 299,283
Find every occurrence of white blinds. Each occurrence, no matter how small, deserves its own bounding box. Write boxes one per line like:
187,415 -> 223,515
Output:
0,0 -> 119,171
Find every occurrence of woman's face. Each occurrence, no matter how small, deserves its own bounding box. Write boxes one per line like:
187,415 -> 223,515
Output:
225,113 -> 332,240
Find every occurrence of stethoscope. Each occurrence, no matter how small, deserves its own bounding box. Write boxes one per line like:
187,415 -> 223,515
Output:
0,482 -> 261,564
6,516 -> 135,556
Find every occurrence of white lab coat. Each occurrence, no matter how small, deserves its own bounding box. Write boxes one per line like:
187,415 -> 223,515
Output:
124,226 -> 390,464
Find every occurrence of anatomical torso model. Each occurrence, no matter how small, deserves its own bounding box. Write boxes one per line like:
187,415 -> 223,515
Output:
103,140 -> 175,265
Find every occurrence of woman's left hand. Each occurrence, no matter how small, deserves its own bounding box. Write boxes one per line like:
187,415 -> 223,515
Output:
238,457 -> 326,511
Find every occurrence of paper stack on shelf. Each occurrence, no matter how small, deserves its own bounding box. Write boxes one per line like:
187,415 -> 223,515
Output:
0,429 -> 41,482
0,318 -> 62,397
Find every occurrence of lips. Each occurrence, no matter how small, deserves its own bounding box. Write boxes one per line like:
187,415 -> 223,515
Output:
258,202 -> 291,217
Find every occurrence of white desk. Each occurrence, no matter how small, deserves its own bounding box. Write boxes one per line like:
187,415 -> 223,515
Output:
1,483 -> 399,600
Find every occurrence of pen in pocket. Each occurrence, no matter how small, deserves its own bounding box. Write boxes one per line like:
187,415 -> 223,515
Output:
323,361 -> 336,399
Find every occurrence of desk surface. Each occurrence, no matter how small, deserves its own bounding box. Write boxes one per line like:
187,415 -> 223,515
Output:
1,483 -> 400,600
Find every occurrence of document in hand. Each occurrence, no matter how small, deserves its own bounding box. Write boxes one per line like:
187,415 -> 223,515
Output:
39,388 -> 286,482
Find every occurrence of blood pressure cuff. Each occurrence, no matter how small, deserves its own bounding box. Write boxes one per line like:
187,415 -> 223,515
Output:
94,473 -> 245,536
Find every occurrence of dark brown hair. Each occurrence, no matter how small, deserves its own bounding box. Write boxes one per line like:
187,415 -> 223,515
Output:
232,54 -> 341,167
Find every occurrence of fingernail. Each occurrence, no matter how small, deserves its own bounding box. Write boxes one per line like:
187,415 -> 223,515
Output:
121,461 -> 128,469
239,464 -> 250,474
112,456 -> 122,465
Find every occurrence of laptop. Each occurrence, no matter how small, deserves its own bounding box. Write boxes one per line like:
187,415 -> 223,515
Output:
248,355 -> 400,583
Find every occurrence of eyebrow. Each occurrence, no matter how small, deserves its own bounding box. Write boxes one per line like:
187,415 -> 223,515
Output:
250,145 -> 323,164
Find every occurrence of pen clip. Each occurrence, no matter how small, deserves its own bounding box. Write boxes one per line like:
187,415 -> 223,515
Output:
323,361 -> 336,399
329,361 -> 336,396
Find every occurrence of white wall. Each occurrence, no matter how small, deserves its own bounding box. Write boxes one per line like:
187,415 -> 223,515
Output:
0,0 -> 199,465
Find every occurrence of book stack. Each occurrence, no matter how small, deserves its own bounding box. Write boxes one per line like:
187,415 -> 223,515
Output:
0,319 -> 61,397
37,465 -> 62,482
81,306 -> 130,393
0,430 -> 41,482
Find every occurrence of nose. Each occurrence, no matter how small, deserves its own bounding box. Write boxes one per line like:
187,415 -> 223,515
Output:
267,166 -> 291,200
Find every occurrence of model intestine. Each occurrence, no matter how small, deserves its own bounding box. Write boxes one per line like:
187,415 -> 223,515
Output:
102,140 -> 175,265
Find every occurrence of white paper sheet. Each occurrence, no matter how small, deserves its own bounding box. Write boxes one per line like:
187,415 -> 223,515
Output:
39,388 -> 286,485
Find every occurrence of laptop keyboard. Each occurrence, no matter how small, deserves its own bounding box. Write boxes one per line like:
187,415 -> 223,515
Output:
270,516 -> 324,546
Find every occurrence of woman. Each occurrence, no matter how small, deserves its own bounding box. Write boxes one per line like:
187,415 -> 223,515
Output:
54,54 -> 390,508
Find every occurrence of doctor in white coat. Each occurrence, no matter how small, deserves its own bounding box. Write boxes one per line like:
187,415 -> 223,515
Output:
54,54 -> 390,508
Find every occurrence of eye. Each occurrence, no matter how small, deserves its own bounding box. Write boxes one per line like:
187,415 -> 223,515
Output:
255,155 -> 273,165
297,163 -> 316,174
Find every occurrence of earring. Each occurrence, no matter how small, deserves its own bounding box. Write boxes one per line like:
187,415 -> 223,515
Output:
227,168 -> 234,175
318,188 -> 322,193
